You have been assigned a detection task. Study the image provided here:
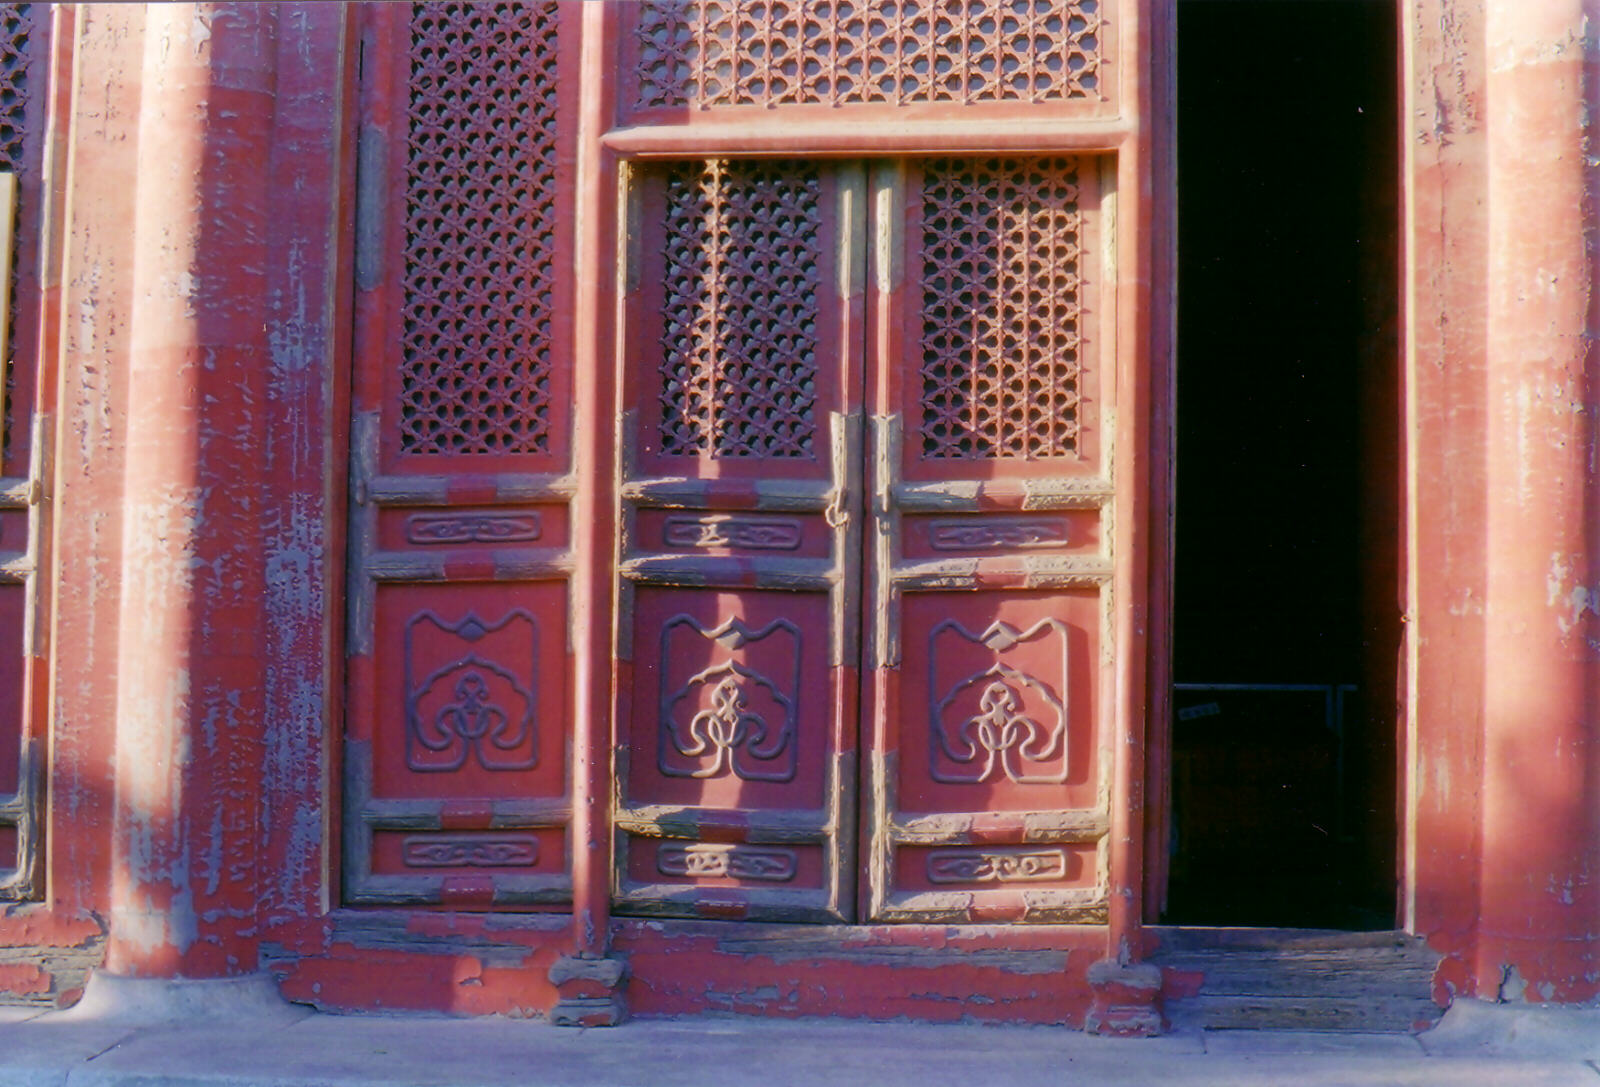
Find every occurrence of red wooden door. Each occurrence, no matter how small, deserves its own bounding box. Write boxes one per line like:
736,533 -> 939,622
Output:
612,155 -> 1113,924
345,1 -> 1148,942
862,158 -> 1112,924
344,3 -> 580,908
611,160 -> 866,922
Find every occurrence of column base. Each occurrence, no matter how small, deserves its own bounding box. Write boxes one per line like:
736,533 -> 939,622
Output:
57,970 -> 307,1026
1084,959 -> 1164,1037
548,954 -> 628,1027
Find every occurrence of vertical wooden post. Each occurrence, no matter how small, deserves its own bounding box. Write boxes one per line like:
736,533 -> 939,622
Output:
549,0 -> 626,1026
1088,0 -> 1166,1038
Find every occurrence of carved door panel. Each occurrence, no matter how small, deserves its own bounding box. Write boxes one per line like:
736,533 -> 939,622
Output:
612,160 -> 865,922
861,158 -> 1113,923
344,2 -> 579,907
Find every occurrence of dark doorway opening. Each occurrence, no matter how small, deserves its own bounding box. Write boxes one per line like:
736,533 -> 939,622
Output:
1166,0 -> 1400,929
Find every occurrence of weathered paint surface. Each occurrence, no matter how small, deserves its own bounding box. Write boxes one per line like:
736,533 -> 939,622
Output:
615,922 -> 1099,1024
1403,0 -> 1600,1007
0,0 -> 1595,1027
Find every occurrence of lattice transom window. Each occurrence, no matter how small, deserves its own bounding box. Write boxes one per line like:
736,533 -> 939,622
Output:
657,159 -> 822,460
399,1 -> 560,456
920,156 -> 1084,460
634,0 -> 1104,111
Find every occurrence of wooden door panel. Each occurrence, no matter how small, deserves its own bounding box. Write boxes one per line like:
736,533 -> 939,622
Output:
864,157 -> 1114,924
613,160 -> 864,923
0,5 -> 49,902
345,2 -> 580,908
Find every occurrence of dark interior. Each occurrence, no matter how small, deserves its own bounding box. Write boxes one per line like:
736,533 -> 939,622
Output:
1167,0 -> 1400,929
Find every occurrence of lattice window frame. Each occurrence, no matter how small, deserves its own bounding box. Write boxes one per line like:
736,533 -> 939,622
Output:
654,158 -> 824,461
393,0 -> 566,461
623,0 -> 1115,122
918,155 -> 1087,462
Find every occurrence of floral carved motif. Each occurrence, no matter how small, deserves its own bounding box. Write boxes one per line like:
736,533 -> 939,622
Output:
658,615 -> 801,781
929,618 -> 1070,784
404,609 -> 539,772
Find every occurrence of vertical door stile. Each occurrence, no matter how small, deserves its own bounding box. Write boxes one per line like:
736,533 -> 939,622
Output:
862,160 -> 903,924
567,0 -> 622,956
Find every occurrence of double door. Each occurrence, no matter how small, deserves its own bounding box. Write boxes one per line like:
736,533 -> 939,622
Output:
613,157 -> 1117,923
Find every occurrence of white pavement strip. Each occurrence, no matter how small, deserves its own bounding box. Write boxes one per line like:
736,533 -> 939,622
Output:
0,1010 -> 1595,1087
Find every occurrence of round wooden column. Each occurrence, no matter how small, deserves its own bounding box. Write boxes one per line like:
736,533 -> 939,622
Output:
103,4 -> 280,980
1477,0 -> 1600,1002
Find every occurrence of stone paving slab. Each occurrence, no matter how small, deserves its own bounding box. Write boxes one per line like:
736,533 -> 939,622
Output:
1201,1029 -> 1424,1056
0,1005 -> 1595,1087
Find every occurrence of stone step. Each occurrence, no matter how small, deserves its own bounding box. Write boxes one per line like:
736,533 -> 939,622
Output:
1193,995 -> 1443,1033
1149,928 -> 1444,1033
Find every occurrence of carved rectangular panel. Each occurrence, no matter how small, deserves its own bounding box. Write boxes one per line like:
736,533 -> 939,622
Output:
0,3 -> 49,903
345,2 -> 580,908
862,158 -> 1113,923
621,0 -> 1117,124
613,161 -> 864,922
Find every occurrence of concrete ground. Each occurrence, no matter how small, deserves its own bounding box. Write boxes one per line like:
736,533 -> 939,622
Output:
0,998 -> 1597,1086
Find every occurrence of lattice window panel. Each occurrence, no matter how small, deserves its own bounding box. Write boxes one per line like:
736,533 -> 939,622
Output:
634,0 -> 1103,110
657,159 -> 821,459
399,2 -> 558,455
0,4 -> 28,458
920,157 -> 1083,460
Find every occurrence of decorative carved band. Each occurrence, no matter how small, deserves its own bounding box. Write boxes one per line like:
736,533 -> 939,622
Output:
663,515 -> 803,551
406,512 -> 542,545
657,842 -> 798,882
926,847 -> 1067,884
402,834 -> 540,868
927,518 -> 1070,550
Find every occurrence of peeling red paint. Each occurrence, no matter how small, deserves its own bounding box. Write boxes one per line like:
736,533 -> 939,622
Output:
0,0 -> 1596,1031
0,963 -> 48,996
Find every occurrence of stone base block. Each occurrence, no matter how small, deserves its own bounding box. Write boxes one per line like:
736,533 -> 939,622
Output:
57,970 -> 307,1027
548,954 -> 627,1027
1084,959 -> 1164,1037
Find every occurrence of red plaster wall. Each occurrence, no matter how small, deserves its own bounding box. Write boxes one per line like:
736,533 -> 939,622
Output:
1404,0 -> 1600,1004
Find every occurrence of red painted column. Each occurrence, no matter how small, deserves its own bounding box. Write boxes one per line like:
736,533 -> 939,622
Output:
1475,0 -> 1600,1003
103,5 -> 280,980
